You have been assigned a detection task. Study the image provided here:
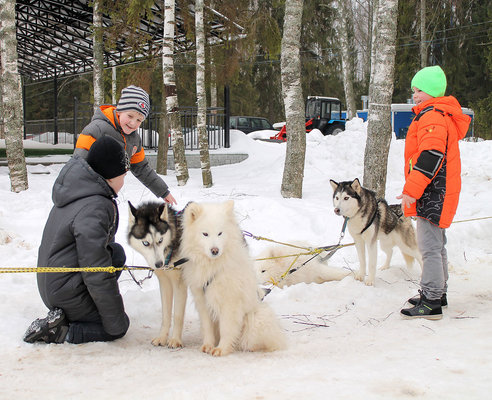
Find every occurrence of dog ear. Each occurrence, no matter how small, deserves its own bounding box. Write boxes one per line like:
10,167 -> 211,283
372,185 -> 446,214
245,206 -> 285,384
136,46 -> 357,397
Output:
224,200 -> 234,214
128,201 -> 137,225
159,203 -> 169,221
186,202 -> 202,223
329,179 -> 339,192
351,178 -> 362,194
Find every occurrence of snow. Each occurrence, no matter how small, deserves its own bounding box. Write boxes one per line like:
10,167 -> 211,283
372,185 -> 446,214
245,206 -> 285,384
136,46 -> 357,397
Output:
1,121 -> 491,399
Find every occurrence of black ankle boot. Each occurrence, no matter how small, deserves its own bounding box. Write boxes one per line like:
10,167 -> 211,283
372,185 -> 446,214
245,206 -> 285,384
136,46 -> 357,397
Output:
23,308 -> 69,344
401,291 -> 443,320
408,292 -> 447,308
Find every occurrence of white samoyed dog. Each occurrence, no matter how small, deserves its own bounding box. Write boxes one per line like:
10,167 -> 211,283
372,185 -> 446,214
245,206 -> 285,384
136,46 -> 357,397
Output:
255,242 -> 351,288
181,200 -> 286,357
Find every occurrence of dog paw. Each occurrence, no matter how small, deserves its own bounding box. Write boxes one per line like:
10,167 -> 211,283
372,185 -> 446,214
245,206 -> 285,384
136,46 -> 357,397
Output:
379,265 -> 389,271
151,336 -> 168,347
354,271 -> 365,281
211,346 -> 232,357
201,343 -> 215,354
167,338 -> 183,349
364,277 -> 374,286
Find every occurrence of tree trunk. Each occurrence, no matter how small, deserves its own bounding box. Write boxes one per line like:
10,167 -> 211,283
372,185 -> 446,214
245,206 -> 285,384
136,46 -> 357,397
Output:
420,0 -> 427,68
156,89 -> 168,175
336,0 -> 357,119
363,0 -> 374,88
92,0 -> 105,111
363,0 -> 398,199
163,0 -> 188,186
210,60 -> 217,111
280,0 -> 305,199
0,0 -> 28,192
111,66 -> 117,105
195,0 -> 213,188
0,52 -> 3,139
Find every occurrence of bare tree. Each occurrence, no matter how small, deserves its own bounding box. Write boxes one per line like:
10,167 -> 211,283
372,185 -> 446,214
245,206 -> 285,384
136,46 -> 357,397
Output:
163,0 -> 189,186
362,0 -> 398,198
352,0 -> 374,86
92,0 -> 105,110
195,0 -> 213,188
210,58 -> 217,111
334,0 -> 357,119
280,0 -> 305,199
0,0 -> 28,192
420,0 -> 427,67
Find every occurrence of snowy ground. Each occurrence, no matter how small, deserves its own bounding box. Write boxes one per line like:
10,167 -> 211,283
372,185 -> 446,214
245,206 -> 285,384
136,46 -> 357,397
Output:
1,120 -> 491,399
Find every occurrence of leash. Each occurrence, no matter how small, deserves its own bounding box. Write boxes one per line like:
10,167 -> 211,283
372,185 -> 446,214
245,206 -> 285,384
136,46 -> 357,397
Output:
244,220 -> 354,287
243,231 -> 316,251
452,216 -> 492,224
0,265 -> 152,274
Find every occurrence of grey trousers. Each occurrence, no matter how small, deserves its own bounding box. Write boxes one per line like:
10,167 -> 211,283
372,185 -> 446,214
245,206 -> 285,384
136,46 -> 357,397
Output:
417,218 -> 448,300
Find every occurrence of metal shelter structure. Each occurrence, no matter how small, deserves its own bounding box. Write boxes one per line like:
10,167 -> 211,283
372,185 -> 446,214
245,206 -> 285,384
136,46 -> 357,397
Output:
11,0 -> 238,148
15,0 -> 242,81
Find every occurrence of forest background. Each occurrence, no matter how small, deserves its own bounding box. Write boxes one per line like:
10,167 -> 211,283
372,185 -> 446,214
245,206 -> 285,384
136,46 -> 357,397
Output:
22,0 -> 492,139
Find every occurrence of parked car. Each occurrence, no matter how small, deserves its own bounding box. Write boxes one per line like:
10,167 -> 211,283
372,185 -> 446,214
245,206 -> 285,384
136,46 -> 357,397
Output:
229,116 -> 274,134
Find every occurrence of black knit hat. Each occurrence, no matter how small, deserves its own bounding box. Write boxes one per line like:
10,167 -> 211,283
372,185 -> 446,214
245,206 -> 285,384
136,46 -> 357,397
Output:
87,136 -> 130,179
116,85 -> 150,119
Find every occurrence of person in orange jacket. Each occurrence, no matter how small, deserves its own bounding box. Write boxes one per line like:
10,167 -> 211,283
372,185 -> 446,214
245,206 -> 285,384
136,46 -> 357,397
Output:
74,85 -> 177,205
397,65 -> 471,320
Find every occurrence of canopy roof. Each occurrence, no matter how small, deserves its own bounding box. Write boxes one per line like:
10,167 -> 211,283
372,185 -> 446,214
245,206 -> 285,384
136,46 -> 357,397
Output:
15,0 -> 241,81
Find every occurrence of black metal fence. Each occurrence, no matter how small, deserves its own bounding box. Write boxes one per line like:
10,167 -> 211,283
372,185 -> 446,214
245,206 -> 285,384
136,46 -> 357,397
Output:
24,98 -> 230,150
140,107 -> 227,150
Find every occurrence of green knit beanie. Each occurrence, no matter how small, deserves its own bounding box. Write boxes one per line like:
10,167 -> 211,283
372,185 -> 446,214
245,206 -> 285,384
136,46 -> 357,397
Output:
411,65 -> 447,97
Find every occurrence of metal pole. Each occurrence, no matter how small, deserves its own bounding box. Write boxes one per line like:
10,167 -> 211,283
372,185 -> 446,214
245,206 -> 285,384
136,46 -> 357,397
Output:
54,69 -> 58,145
73,96 -> 78,149
22,77 -> 26,139
224,85 -> 230,148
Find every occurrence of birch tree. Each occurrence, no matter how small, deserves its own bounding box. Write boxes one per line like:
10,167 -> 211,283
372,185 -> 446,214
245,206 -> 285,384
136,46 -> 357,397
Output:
156,90 -> 169,175
334,0 -> 357,119
163,0 -> 188,186
195,0 -> 212,188
0,0 -> 28,192
93,0 -> 105,110
362,0 -> 398,198
280,0 -> 305,199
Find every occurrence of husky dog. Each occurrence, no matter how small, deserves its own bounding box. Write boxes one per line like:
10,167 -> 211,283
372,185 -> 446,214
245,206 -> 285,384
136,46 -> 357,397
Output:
255,242 -> 350,288
181,200 -> 286,357
330,179 -> 422,286
128,201 -> 188,348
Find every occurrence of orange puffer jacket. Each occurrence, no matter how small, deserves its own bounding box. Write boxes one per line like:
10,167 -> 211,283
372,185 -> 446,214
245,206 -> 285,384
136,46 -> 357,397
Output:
403,96 -> 470,228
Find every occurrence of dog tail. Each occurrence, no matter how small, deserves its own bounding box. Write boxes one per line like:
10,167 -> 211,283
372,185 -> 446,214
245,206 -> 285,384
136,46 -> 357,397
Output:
318,266 -> 351,282
239,303 -> 287,352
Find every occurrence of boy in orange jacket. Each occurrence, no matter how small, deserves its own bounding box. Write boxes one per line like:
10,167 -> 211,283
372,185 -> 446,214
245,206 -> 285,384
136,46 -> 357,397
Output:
397,65 -> 470,320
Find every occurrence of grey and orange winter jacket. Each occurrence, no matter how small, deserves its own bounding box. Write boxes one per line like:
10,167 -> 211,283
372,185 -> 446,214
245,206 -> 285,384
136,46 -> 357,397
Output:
74,105 -> 169,198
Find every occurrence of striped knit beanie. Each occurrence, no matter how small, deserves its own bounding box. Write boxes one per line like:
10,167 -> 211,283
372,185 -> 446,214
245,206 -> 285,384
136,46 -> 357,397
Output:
116,85 -> 150,119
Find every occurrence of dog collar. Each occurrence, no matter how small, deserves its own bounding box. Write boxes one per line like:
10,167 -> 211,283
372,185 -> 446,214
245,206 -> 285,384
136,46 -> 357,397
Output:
164,250 -> 173,267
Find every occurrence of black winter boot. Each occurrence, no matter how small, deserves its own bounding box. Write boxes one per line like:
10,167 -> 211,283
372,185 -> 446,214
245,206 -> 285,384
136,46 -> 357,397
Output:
23,308 -> 69,344
408,292 -> 447,308
401,291 -> 443,320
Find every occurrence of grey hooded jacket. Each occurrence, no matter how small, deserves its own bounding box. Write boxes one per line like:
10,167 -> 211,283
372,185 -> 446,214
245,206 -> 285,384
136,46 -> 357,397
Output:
37,156 -> 129,336
74,106 -> 169,198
